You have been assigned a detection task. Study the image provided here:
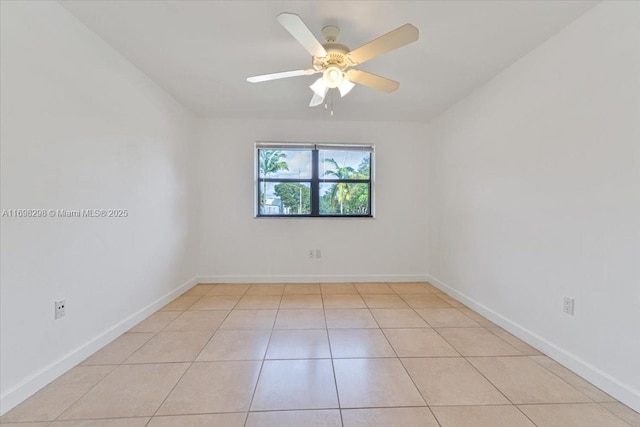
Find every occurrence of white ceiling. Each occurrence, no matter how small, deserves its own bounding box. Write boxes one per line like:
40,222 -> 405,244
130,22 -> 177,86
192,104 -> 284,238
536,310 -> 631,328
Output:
60,1 -> 597,122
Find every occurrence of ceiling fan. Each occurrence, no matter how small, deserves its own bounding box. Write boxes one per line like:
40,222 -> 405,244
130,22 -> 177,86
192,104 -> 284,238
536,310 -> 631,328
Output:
247,13 -> 419,110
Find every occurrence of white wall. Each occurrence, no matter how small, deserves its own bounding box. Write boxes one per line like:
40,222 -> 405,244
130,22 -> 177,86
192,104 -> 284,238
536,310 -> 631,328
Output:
198,118 -> 430,282
0,1 -> 199,413
426,1 -> 640,410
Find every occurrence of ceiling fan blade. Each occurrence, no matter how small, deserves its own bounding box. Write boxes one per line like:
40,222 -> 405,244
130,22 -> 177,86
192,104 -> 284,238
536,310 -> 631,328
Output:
346,23 -> 418,66
277,13 -> 328,58
247,68 -> 316,83
346,69 -> 399,93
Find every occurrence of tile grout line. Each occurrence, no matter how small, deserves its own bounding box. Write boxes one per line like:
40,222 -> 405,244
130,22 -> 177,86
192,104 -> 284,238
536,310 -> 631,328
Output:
322,294 -> 345,427
596,402 -> 637,427
41,367 -> 114,424
380,283 -> 444,427
484,325 -> 542,354
135,362 -> 193,424
146,283 -> 243,424
526,354 -> 613,402
459,353 -> 544,426
241,285 -> 282,427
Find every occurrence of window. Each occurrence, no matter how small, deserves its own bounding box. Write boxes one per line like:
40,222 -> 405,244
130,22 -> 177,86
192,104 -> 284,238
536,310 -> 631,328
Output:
256,143 -> 373,217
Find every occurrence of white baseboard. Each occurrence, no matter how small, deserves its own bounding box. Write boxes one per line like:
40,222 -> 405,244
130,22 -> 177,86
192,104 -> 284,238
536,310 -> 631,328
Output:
0,275 -> 198,416
197,274 -> 430,284
426,274 -> 640,413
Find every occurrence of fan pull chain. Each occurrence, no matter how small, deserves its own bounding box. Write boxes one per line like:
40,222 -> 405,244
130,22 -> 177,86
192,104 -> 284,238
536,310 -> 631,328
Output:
322,90 -> 336,116
330,89 -> 334,117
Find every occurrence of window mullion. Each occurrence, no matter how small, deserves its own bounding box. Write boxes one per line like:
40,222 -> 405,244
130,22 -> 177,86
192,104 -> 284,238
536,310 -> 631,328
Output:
311,149 -> 319,216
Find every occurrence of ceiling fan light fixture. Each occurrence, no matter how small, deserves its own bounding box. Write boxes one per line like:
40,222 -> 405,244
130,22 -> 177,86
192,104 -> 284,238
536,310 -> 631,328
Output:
338,79 -> 355,97
248,13 -> 420,113
323,66 -> 343,88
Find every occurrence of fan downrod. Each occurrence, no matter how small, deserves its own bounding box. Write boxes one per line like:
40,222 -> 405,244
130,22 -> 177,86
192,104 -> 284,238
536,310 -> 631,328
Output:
321,25 -> 340,42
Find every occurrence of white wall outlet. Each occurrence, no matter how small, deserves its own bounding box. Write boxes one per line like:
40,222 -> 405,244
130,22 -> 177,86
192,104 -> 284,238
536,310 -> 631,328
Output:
308,249 -> 314,259
562,297 -> 575,316
55,299 -> 66,319
315,249 -> 322,258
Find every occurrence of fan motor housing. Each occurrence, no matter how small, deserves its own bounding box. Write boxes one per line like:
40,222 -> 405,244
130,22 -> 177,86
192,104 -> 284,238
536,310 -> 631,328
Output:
313,42 -> 350,71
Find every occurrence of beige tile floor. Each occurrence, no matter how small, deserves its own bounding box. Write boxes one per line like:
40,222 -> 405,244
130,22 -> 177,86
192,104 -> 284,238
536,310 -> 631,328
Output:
3,282 -> 639,427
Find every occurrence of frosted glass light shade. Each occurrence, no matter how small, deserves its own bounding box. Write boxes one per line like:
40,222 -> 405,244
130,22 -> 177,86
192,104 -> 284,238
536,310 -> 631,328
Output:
310,77 -> 328,97
338,80 -> 355,97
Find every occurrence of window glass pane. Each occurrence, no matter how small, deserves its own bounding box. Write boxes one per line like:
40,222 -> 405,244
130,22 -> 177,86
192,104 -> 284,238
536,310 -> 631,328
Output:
319,150 -> 370,180
258,149 -> 312,179
259,181 -> 311,215
319,182 -> 370,215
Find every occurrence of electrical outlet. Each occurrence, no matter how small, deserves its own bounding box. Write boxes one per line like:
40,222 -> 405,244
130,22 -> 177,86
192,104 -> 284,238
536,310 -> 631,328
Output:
315,249 -> 322,259
55,299 -> 66,319
308,249 -> 314,259
562,297 -> 575,316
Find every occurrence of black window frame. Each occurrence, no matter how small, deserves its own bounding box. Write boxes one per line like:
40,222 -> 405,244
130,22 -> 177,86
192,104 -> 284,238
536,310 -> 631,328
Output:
256,143 -> 374,218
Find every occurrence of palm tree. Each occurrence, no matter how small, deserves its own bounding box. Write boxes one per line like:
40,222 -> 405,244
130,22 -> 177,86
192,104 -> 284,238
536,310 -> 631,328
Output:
323,158 -> 355,214
259,150 -> 289,208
